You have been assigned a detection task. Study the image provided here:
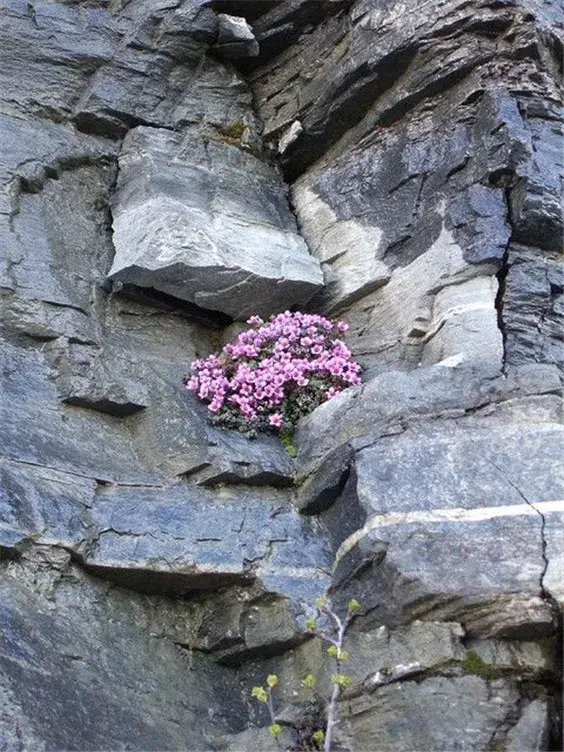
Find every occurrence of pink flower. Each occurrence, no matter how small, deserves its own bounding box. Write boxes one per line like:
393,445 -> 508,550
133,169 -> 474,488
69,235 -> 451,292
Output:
186,310 -> 361,434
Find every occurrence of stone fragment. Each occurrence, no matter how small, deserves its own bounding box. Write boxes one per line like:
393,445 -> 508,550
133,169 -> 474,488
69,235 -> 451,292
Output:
505,699 -> 550,752
108,126 -> 323,319
504,246 -> 564,369
295,362 -> 563,482
46,340 -> 150,416
1,338 -> 155,485
0,460 -> 96,555
353,422 -> 563,516
213,14 -> 259,59
541,507 -> 564,608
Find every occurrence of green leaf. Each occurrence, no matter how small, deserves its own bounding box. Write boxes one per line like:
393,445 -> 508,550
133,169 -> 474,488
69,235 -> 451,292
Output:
302,674 -> 316,689
315,597 -> 327,609
327,645 -> 338,658
251,686 -> 268,703
305,618 -> 317,631
331,674 -> 353,687
266,674 -> 278,688
312,729 -> 325,744
347,599 -> 361,613
269,724 -> 282,738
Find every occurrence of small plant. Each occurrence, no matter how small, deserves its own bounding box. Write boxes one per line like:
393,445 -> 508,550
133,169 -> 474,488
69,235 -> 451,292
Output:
250,597 -> 361,751
185,311 -> 361,437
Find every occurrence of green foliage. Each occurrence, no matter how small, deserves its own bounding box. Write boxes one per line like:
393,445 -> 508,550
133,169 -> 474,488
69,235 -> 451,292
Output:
331,674 -> 353,687
312,730 -> 325,745
251,686 -> 268,703
269,723 -> 282,739
250,596 -> 362,751
202,120 -> 247,148
459,651 -> 500,680
302,674 -> 316,690
327,645 -> 350,661
281,432 -> 298,458
218,120 -> 246,145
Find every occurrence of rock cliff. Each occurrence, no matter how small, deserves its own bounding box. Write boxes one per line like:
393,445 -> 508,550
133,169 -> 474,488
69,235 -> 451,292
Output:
0,0 -> 562,750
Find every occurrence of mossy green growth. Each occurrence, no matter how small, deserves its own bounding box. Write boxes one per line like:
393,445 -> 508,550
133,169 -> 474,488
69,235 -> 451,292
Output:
221,120 -> 246,140
206,120 -> 247,147
281,432 -> 298,458
459,651 -> 500,680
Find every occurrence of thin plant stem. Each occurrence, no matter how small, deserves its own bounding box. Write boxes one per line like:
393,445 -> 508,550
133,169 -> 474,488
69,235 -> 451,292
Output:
267,687 -> 281,749
322,603 -> 350,752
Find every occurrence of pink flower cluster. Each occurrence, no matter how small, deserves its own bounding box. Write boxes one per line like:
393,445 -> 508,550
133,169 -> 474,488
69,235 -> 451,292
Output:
185,311 -> 362,433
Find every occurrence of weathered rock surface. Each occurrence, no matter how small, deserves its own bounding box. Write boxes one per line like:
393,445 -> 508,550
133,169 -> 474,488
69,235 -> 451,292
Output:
1,0 -> 562,748
0,547 -> 250,751
328,422 -> 563,636
108,125 -> 323,319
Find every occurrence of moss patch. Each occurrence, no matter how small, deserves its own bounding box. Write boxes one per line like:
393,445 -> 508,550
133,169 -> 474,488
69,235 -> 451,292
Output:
281,432 -> 298,458
204,121 -> 247,148
459,650 -> 502,680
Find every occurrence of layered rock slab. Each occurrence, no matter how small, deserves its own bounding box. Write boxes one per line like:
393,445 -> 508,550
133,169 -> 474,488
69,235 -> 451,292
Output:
0,547 -> 249,750
0,0 -> 259,137
327,422 -> 564,638
0,458 -> 331,604
108,126 -> 323,319
249,0 -> 563,381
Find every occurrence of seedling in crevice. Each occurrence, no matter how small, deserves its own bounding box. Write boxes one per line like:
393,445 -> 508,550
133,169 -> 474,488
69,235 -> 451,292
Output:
250,597 -> 361,752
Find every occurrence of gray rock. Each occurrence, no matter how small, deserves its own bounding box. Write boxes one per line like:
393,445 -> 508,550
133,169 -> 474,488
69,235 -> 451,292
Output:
46,339 -> 150,416
252,0 -> 562,382
1,0 -> 563,747
242,0 -> 351,69
1,337 -> 156,484
345,676 -> 522,752
294,363 -> 563,483
0,460 -> 96,555
542,505 -> 564,608
353,422 -> 563,516
0,117 -> 118,322
328,422 -> 563,638
214,14 -> 259,59
463,638 -> 558,682
504,246 -> 564,369
0,461 -> 331,601
252,0 -> 563,180
0,0 -> 255,138
338,621 -> 467,689
108,126 -> 323,319
505,699 -> 550,752
0,547 -> 249,750
178,585 -> 307,665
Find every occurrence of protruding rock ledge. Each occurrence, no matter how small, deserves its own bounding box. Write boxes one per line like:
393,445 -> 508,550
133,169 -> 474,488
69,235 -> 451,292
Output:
108,126 -> 323,319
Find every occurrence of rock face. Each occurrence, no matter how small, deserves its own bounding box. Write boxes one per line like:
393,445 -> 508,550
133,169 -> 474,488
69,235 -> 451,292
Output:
1,0 -> 562,751
108,125 -> 323,319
